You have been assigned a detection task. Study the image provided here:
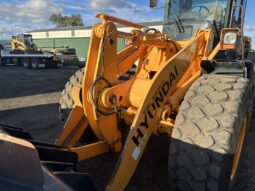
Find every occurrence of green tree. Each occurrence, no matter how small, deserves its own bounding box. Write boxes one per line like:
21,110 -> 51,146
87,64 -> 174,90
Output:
50,14 -> 84,27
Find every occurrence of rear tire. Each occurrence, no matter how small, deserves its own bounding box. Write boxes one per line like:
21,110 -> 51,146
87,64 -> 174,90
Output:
0,57 -> 6,66
168,74 -> 252,191
59,68 -> 84,121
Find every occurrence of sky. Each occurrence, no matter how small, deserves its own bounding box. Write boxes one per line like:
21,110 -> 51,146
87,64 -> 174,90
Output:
0,0 -> 254,48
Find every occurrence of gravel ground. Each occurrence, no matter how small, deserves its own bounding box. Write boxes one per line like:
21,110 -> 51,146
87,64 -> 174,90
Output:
0,66 -> 77,142
0,65 -> 255,191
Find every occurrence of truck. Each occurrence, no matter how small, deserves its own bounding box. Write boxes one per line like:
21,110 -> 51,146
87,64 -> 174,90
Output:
0,34 -> 62,69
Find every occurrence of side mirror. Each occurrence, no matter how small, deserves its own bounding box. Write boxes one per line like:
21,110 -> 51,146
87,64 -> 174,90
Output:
150,0 -> 158,8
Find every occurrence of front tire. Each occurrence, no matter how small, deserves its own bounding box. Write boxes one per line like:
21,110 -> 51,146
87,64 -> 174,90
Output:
0,57 -> 6,66
59,68 -> 84,121
168,74 -> 252,191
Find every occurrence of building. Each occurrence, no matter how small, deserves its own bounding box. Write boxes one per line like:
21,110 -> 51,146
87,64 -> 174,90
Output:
27,21 -> 163,62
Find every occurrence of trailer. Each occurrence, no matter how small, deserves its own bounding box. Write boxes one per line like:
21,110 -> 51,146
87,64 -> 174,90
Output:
0,49 -> 62,69
38,46 -> 80,66
0,34 -> 63,69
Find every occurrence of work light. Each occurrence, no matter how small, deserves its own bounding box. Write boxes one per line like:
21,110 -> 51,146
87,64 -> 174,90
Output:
224,32 -> 237,45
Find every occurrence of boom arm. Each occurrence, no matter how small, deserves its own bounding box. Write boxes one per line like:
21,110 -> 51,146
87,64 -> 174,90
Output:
56,14 -> 210,191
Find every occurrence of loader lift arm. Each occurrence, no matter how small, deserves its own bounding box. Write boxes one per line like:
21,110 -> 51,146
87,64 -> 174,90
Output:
55,14 -> 209,190
1,0 -> 252,190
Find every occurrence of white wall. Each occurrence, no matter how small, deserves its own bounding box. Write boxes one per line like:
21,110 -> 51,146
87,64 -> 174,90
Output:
30,32 -> 47,39
29,24 -> 163,39
74,29 -> 92,38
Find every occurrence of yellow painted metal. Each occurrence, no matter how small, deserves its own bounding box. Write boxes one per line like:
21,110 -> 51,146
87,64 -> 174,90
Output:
82,21 -> 122,151
116,46 -> 146,75
55,106 -> 89,147
56,14 -> 214,191
72,85 -> 82,107
100,79 -> 135,108
231,114 -> 248,180
12,37 -> 27,52
70,141 -> 110,161
11,34 -> 37,52
123,106 -> 137,126
100,78 -> 152,109
106,32 -> 206,191
156,119 -> 174,135
96,13 -> 144,29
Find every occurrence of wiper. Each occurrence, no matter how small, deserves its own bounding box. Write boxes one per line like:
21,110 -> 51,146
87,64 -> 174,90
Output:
174,16 -> 185,33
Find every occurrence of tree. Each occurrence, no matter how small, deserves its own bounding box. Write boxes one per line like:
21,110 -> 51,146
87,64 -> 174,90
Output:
50,14 -> 84,27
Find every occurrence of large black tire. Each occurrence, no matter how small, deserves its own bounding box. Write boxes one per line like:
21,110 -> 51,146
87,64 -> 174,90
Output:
0,57 -> 6,66
59,68 -> 84,121
168,74 -> 252,191
16,58 -> 23,66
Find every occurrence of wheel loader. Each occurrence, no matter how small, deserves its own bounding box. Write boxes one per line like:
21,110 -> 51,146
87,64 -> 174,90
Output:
0,0 -> 254,190
11,34 -> 38,52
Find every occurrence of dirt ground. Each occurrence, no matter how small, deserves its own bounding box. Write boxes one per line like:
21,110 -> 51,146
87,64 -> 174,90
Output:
0,66 -> 255,191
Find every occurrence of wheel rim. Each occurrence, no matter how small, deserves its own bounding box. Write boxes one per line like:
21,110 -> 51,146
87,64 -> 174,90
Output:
32,62 -> 37,69
24,61 -> 28,68
230,113 -> 248,180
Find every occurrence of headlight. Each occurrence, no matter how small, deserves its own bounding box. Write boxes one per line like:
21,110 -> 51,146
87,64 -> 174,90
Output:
124,38 -> 132,46
223,32 -> 237,45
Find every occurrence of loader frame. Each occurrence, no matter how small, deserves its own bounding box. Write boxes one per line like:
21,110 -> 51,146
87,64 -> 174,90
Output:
0,0 -> 252,190
54,13 -> 227,190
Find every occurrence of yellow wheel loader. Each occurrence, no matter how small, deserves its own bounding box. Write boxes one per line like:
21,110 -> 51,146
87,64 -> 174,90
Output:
0,0 -> 254,190
11,34 -> 38,53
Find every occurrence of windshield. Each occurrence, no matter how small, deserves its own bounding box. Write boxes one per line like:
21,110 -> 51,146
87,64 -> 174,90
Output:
24,36 -> 33,44
24,35 -> 33,46
163,0 -> 228,40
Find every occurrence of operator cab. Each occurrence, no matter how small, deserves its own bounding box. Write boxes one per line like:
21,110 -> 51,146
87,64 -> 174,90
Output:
17,34 -> 34,47
163,0 -> 229,40
162,0 -> 247,42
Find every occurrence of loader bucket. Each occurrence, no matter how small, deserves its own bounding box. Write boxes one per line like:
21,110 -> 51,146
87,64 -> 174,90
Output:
0,124 -> 97,191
